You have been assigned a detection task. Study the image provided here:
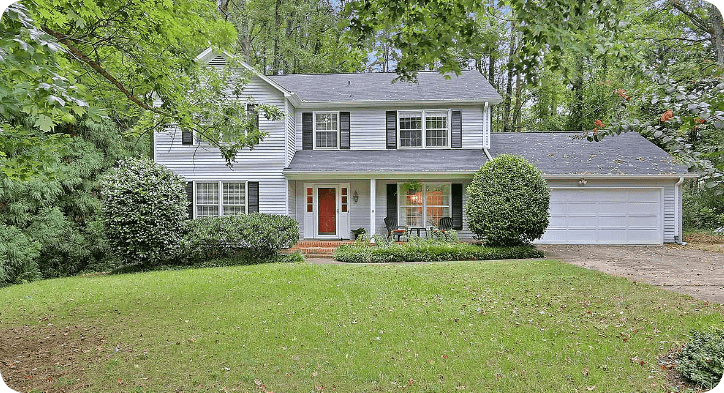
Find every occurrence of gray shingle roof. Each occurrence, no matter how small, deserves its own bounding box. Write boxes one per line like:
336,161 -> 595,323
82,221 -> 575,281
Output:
268,71 -> 501,103
285,132 -> 689,176
285,149 -> 488,174
489,132 -> 689,176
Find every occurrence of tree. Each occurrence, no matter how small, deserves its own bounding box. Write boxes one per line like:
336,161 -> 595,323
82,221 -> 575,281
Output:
1,0 -> 273,178
345,0 -> 625,81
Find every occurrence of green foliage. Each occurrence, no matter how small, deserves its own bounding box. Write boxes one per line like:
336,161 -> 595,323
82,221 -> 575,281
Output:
229,0 -> 366,74
465,155 -> 550,246
0,224 -> 41,286
101,158 -> 188,267
683,186 -> 724,231
181,213 -> 299,262
676,328 -> 724,389
334,237 -> 543,263
346,0 -> 625,81
0,119 -> 145,280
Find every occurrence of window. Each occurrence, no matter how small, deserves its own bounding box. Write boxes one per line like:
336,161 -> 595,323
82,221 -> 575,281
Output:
314,112 -> 339,149
398,110 -> 450,148
398,183 -> 451,227
195,182 -> 247,217
399,111 -> 423,147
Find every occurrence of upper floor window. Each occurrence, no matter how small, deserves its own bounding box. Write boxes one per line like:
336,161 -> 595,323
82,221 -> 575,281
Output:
398,110 -> 449,148
314,112 -> 339,149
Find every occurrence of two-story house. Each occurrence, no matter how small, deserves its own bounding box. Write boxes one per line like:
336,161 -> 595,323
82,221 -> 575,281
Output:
154,49 -> 693,245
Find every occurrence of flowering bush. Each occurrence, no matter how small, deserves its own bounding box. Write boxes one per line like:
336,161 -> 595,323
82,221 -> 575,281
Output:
101,158 -> 188,267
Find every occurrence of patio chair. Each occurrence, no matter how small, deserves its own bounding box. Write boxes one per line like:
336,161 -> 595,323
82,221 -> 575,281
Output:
438,217 -> 453,232
384,217 -> 406,241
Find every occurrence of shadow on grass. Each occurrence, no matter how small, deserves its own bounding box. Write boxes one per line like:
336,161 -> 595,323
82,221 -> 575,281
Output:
108,252 -> 305,275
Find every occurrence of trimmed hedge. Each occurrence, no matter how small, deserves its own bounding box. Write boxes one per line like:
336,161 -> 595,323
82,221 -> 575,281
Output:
334,241 -> 543,263
466,154 -> 550,246
181,213 -> 299,262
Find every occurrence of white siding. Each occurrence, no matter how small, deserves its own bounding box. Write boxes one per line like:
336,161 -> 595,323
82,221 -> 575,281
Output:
286,99 -> 296,166
295,105 -> 485,151
155,75 -> 288,215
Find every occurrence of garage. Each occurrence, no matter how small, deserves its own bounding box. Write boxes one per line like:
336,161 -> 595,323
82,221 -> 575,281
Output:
538,187 -> 664,245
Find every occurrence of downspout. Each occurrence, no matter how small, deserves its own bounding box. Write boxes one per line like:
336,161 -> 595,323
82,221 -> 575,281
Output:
674,176 -> 685,245
483,148 -> 493,161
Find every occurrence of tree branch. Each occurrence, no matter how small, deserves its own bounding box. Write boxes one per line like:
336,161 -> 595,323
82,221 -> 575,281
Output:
40,25 -> 169,117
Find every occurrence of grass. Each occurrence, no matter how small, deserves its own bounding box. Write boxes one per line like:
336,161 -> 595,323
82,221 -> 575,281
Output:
1,260 -> 723,392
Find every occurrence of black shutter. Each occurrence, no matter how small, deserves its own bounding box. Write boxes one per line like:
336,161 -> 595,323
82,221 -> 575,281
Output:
452,183 -> 463,230
386,111 -> 397,149
451,110 -> 462,148
247,104 -> 259,130
386,183 -> 397,221
248,181 -> 259,213
340,112 -> 350,149
302,112 -> 313,150
181,129 -> 194,145
186,181 -> 194,219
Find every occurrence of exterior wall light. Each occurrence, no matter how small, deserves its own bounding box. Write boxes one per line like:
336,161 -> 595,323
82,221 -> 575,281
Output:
353,190 -> 359,203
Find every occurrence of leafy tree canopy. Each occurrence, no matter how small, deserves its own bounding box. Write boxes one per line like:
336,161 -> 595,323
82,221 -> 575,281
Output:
345,0 -> 625,81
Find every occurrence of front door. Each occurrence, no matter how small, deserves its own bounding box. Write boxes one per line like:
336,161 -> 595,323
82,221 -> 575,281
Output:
317,187 -> 337,236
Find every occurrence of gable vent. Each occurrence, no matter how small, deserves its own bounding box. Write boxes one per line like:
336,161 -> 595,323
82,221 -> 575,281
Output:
209,55 -> 226,67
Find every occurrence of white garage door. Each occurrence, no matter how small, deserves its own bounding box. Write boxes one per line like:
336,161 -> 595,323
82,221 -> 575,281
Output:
538,188 -> 663,245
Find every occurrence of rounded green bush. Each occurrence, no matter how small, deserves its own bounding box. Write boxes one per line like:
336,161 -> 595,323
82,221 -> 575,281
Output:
465,154 -> 550,246
101,158 -> 188,267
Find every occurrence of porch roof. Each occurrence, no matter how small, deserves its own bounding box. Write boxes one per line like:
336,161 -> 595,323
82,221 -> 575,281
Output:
284,149 -> 488,177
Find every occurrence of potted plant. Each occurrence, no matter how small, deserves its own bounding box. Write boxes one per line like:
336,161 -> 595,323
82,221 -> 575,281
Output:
351,227 -> 366,240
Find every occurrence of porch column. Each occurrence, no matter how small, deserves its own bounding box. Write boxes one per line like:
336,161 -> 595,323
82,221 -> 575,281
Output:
370,178 -> 376,237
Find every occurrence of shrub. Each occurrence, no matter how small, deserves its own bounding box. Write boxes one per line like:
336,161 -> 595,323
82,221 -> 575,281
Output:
334,238 -> 543,263
101,158 -> 188,267
683,187 -> 724,231
676,328 -> 724,389
465,154 -> 550,246
0,224 -> 42,285
181,213 -> 299,262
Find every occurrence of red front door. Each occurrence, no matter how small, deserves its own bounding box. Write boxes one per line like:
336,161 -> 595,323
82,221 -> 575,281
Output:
318,188 -> 336,235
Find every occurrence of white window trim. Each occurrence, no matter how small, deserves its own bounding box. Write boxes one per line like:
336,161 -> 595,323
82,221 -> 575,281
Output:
397,109 -> 451,149
313,111 -> 341,150
397,182 -> 452,227
193,181 -> 248,218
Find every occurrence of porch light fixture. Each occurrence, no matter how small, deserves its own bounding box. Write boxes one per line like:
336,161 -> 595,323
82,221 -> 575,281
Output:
353,190 -> 359,203
578,178 -> 587,186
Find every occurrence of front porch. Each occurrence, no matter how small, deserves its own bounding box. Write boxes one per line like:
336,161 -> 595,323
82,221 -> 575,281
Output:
288,178 -> 470,241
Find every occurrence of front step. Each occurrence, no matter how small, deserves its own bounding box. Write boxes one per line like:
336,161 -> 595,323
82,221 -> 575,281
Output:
284,240 -> 355,257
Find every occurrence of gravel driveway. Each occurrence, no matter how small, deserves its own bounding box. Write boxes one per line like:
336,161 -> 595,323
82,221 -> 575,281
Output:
538,245 -> 724,304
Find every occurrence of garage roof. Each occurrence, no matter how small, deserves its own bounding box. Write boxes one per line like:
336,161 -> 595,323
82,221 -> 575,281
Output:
488,132 -> 690,176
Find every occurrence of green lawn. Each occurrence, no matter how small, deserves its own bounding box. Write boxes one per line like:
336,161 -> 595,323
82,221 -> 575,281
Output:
1,260 -> 722,392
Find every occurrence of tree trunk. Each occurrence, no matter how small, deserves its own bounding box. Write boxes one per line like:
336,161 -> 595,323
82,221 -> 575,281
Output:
502,31 -> 516,133
271,0 -> 282,74
709,3 -> 724,66
512,69 -> 523,132
568,56 -> 585,131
